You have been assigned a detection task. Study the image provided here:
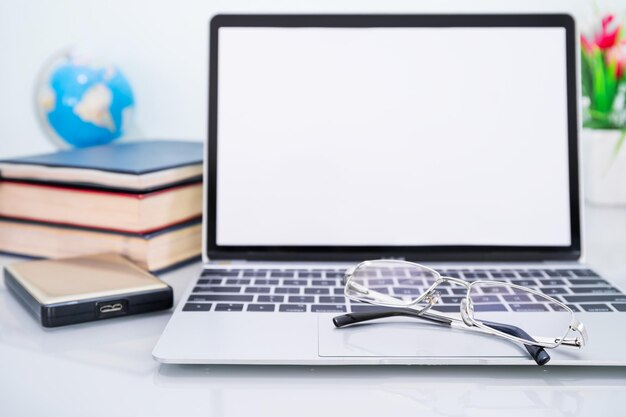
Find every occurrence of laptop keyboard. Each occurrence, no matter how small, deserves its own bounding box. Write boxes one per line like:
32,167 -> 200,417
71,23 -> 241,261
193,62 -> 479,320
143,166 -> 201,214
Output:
183,268 -> 626,314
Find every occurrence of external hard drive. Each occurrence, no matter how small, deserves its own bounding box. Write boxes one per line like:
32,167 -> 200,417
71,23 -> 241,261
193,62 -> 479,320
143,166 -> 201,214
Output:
4,253 -> 173,327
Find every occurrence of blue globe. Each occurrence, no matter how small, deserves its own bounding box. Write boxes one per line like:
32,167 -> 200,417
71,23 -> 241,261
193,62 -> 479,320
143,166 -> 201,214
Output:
36,51 -> 135,148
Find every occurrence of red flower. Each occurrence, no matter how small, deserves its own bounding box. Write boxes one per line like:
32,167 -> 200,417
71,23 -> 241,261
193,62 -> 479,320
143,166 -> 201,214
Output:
595,14 -> 621,50
581,14 -> 622,53
606,42 -> 626,79
581,34 -> 595,54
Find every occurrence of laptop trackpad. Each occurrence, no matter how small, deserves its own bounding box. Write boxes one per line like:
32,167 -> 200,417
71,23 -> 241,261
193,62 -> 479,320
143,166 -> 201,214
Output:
318,316 -> 527,358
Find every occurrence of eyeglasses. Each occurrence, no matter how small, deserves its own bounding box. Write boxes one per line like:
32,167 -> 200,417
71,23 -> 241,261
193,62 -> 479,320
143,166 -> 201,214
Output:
333,260 -> 587,365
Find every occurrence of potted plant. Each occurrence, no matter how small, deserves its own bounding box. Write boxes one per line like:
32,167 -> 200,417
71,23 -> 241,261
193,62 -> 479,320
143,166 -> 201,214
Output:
580,14 -> 626,205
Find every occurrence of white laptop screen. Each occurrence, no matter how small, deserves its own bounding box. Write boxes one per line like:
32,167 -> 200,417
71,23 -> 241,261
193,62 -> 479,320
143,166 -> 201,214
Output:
214,25 -> 572,247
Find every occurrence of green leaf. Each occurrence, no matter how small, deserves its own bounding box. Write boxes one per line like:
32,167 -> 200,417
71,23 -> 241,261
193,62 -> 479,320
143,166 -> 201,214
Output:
592,49 -> 608,112
588,110 -> 614,128
606,58 -> 618,109
580,51 -> 593,98
613,128 -> 626,158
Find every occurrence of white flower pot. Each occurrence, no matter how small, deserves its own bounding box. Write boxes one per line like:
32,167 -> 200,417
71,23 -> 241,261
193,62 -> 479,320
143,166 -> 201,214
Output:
582,128 -> 626,206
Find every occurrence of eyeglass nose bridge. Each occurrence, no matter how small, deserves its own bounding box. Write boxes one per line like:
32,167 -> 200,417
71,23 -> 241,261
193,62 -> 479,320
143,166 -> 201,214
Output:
423,289 -> 441,305
411,288 -> 442,314
460,298 -> 474,326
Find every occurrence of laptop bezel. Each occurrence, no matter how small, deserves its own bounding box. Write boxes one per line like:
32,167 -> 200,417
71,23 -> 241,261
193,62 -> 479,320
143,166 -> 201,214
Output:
205,14 -> 580,262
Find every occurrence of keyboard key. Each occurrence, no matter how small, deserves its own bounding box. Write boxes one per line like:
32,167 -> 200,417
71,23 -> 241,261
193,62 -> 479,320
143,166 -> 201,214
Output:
473,304 -> 507,312
198,278 -> 222,285
481,286 -> 510,294
397,279 -> 423,286
540,287 -> 568,295
243,271 -> 266,277
247,304 -> 275,312
312,305 -> 347,313
299,272 -> 321,278
183,303 -> 212,312
203,270 -> 239,277
470,295 -> 500,303
540,279 -> 566,286
226,279 -> 251,285
305,288 -> 330,295
568,279 -> 609,286
189,295 -> 253,302
532,294 -> 559,302
279,304 -> 307,312
258,295 -> 284,303
451,288 -> 467,295
312,280 -> 337,286
581,303 -> 612,312
611,303 -> 626,312
570,287 -> 620,294
245,287 -> 271,294
371,287 -> 390,294
254,279 -> 279,285
503,294 -> 532,303
491,272 -> 514,278
571,269 -> 599,277
564,294 -> 626,303
334,288 -> 345,295
284,279 -> 308,286
319,296 -> 345,303
288,296 -> 315,303
549,303 -> 580,312
509,303 -> 548,312
325,272 -> 344,278
275,287 -> 300,294
215,303 -> 244,312
393,287 -> 421,295
440,296 -> 464,304
271,272 -> 294,278
193,286 -> 241,293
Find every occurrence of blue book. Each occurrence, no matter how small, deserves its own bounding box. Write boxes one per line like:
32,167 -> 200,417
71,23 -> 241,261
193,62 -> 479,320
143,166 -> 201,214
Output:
0,140 -> 203,192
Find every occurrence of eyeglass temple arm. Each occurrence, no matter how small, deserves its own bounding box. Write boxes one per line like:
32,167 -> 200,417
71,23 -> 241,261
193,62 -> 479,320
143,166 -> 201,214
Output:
333,309 -> 450,328
478,319 -> 551,365
333,309 -> 551,366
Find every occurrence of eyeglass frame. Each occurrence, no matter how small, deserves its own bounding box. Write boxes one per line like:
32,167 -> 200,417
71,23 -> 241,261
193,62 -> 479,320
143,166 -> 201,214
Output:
343,260 -> 588,350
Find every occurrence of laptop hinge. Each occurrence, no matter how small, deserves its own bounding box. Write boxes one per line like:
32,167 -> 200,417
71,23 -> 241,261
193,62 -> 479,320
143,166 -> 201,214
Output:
207,259 -> 249,264
541,260 -> 583,265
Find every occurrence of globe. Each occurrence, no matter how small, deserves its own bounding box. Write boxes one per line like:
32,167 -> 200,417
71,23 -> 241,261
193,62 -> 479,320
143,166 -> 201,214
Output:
35,50 -> 135,148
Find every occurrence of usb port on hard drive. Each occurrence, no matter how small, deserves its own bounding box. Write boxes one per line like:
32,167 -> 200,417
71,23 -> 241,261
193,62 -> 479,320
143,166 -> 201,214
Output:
99,303 -> 124,313
96,300 -> 128,317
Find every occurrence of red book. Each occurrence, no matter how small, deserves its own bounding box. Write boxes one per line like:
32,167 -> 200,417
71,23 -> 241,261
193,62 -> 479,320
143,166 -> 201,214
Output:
0,180 -> 202,234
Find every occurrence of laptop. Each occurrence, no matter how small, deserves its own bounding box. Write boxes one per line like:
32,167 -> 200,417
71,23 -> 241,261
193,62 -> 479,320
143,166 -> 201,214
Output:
153,14 -> 626,365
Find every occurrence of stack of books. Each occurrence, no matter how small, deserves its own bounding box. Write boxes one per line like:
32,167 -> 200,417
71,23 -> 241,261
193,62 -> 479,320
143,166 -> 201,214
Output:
0,140 -> 204,272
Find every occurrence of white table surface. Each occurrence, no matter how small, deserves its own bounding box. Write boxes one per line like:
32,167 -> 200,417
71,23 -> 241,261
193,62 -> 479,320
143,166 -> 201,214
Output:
2,204 -> 626,417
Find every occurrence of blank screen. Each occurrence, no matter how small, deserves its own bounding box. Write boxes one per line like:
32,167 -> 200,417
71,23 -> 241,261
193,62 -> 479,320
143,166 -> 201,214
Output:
216,27 -> 571,247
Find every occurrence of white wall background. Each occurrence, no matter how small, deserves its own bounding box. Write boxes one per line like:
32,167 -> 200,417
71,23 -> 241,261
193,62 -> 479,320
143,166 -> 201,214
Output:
0,0 -> 622,159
